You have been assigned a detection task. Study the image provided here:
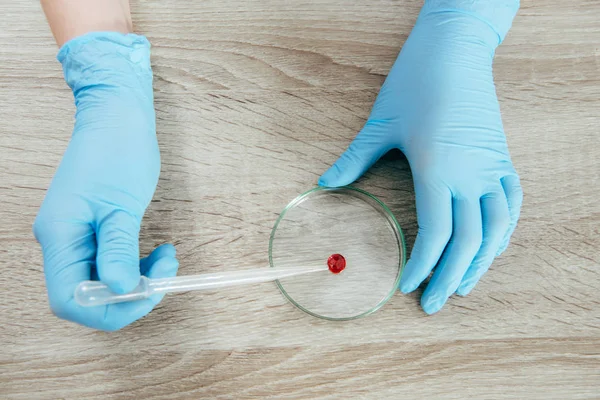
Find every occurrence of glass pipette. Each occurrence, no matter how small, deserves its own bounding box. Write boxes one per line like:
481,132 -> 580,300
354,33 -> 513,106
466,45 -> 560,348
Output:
75,265 -> 329,307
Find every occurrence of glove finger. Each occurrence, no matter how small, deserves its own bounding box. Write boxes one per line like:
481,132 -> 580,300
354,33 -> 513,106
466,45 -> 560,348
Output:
34,221 -> 97,321
497,174 -> 523,255
146,254 -> 180,304
399,179 -> 452,293
33,220 -> 144,331
318,121 -> 392,187
457,190 -> 510,296
34,212 -> 170,332
96,210 -> 142,294
51,255 -> 177,332
58,295 -> 152,332
55,254 -> 177,331
99,296 -> 162,332
421,197 -> 483,314
140,243 -> 176,276
100,254 -> 179,331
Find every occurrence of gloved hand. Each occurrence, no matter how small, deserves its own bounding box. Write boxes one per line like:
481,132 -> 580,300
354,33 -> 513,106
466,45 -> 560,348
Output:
33,32 -> 178,331
320,1 -> 523,314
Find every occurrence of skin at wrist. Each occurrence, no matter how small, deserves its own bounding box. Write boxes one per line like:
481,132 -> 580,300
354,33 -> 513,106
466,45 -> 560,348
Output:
41,0 -> 132,47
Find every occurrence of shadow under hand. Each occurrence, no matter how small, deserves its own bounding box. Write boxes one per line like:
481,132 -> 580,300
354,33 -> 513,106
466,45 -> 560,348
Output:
350,149 -> 422,311
352,149 -> 417,251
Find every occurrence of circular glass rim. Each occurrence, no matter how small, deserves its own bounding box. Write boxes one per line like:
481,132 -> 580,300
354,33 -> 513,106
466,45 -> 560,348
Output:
269,186 -> 407,321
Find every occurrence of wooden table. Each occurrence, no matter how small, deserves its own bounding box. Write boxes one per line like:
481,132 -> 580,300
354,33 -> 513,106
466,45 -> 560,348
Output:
1,0 -> 598,398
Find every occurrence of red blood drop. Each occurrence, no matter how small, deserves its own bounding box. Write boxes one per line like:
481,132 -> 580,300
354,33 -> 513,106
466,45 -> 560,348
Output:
327,254 -> 346,274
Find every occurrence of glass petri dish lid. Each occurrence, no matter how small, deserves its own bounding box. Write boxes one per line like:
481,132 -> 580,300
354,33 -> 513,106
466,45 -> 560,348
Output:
269,186 -> 405,320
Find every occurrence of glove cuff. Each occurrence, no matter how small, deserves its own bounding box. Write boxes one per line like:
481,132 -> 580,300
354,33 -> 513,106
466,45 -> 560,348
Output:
421,0 -> 520,45
57,32 -> 153,99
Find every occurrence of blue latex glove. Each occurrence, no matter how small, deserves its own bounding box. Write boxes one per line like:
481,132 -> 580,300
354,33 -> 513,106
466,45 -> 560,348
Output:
320,1 -> 523,314
33,32 -> 178,331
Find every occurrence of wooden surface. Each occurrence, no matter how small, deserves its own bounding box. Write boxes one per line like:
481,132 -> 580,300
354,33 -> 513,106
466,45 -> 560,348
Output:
1,0 -> 599,398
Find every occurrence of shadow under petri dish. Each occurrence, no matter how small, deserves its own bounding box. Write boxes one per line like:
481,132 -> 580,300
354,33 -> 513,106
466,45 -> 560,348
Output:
269,186 -> 406,320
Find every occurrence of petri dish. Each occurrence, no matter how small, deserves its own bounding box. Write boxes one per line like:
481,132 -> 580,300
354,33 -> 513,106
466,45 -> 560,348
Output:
269,186 -> 406,320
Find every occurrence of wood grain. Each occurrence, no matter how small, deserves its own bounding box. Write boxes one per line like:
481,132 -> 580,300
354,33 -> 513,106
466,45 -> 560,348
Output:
1,0 -> 599,399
